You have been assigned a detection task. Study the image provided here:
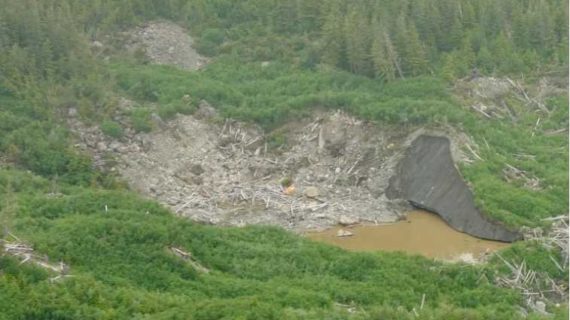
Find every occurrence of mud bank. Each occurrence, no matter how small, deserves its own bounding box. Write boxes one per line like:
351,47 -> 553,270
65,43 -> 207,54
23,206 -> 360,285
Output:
387,135 -> 520,242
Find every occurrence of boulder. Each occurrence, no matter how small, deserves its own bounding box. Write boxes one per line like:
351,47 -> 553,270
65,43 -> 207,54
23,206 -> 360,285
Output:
535,301 -> 547,314
322,123 -> 347,156
339,215 -> 358,226
68,108 -> 78,118
150,113 -> 164,127
456,253 -> 477,264
96,141 -> 107,152
109,141 -> 121,152
190,164 -> 205,176
336,229 -> 354,237
386,135 -> 520,242
195,100 -> 217,119
303,186 -> 320,198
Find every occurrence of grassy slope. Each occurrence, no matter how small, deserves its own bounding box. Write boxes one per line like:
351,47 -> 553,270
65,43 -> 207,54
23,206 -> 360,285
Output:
0,2 -> 567,315
1,168 -> 567,319
0,53 -> 567,319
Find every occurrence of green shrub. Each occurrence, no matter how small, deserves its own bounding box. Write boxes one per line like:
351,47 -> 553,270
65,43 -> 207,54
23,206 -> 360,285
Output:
157,103 -> 196,121
100,120 -> 123,138
267,131 -> 287,149
1,123 -> 94,184
130,108 -> 153,133
197,28 -> 225,56
157,104 -> 178,121
280,177 -> 293,188
129,76 -> 159,102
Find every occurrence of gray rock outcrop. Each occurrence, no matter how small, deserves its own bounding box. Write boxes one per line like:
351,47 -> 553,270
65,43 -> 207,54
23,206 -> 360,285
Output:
128,21 -> 208,71
386,135 -> 520,242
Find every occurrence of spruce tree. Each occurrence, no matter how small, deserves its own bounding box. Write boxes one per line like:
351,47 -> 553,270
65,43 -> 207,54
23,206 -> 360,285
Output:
320,1 -> 344,68
371,29 -> 395,81
477,45 -> 494,73
344,7 -> 369,75
405,24 -> 429,76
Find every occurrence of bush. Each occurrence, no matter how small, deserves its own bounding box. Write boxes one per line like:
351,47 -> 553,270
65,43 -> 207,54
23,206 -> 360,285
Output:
129,76 -> 159,102
197,28 -> 225,56
130,108 -> 153,133
157,104 -> 178,121
100,120 -> 123,138
267,131 -> 287,149
1,123 -> 94,184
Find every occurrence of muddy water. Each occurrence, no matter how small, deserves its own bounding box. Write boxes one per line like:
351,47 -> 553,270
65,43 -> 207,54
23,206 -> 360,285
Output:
307,210 -> 509,260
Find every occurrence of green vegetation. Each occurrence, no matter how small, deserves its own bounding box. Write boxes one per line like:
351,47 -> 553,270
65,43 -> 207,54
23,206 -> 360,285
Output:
0,0 -> 567,318
130,107 -> 154,133
1,171 -> 565,319
100,120 -> 123,139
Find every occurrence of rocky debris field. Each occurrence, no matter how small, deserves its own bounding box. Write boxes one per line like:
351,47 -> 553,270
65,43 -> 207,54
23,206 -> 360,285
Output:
68,101 -> 482,232
126,21 -> 207,71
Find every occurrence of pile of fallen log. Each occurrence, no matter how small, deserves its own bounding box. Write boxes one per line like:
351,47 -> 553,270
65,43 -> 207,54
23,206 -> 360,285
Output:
175,184 -> 336,222
497,215 -> 569,313
462,77 -> 557,126
169,110 -> 393,227
505,77 -> 551,115
169,246 -> 209,273
544,216 -> 569,268
502,163 -> 541,190
495,254 -> 565,315
218,119 -> 266,156
525,216 -> 569,270
1,233 -> 71,283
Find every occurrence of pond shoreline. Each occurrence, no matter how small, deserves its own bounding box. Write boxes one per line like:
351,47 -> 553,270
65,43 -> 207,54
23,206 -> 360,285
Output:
306,210 -> 510,261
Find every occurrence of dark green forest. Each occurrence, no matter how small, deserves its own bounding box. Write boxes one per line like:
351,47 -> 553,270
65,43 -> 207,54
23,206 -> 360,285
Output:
0,0 -> 568,319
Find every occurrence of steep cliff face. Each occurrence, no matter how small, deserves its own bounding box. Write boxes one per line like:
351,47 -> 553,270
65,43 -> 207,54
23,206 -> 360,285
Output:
386,135 -> 521,242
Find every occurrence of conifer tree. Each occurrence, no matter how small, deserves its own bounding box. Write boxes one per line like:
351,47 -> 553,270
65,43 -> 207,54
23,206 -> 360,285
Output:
404,24 -> 429,76
477,45 -> 494,73
371,29 -> 395,81
441,52 -> 458,82
458,36 -> 476,73
344,7 -> 369,75
320,1 -> 344,68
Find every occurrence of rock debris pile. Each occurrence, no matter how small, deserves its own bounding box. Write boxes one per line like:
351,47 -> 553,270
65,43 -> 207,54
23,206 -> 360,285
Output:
127,21 -> 208,71
69,106 -> 416,231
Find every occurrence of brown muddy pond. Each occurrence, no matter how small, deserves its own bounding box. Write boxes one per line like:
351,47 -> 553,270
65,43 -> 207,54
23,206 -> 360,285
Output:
307,210 -> 509,260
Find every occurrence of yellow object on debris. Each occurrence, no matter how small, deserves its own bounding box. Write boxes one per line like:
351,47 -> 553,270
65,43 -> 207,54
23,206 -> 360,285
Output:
284,185 -> 296,195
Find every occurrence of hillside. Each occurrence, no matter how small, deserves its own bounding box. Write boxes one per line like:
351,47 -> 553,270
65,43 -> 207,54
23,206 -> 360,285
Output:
0,1 -> 568,319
